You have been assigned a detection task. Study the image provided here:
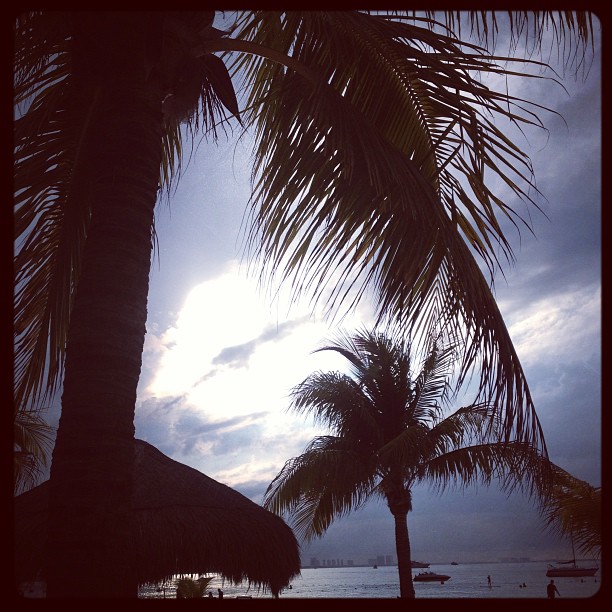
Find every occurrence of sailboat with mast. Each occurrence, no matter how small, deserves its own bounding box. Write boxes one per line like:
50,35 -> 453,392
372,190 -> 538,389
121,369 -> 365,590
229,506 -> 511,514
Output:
546,532 -> 599,577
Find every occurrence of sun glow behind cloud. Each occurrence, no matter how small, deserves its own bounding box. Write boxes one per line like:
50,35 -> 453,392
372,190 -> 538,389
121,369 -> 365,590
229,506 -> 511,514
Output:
137,259 -> 374,490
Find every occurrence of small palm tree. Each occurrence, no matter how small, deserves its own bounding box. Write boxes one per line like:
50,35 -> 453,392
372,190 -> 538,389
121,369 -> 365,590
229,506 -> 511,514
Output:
264,329 -> 552,598
176,575 -> 214,598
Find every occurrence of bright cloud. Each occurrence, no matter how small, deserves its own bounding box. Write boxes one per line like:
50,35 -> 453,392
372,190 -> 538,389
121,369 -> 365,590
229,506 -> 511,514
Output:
505,285 -> 600,367
137,260 -> 375,489
146,261 -> 352,412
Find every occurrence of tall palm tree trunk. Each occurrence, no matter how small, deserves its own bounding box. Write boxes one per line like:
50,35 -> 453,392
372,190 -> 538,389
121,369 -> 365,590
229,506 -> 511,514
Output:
390,506 -> 416,598
45,15 -> 163,598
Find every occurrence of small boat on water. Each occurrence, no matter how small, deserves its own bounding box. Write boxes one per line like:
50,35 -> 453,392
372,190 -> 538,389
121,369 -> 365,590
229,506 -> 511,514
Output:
545,532 -> 599,577
546,561 -> 598,578
414,571 -> 451,583
410,560 -> 430,568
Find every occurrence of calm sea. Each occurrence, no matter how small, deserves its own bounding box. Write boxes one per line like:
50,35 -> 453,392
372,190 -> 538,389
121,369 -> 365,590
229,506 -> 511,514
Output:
138,561 -> 601,600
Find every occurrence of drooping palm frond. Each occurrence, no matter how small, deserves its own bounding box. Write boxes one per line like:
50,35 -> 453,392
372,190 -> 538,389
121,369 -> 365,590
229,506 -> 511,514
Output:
541,466 -> 601,557
14,12 -> 85,412
424,11 -> 596,76
420,438 -> 552,501
416,400 -> 554,500
13,11 -> 240,419
229,11 -> 564,454
264,435 -> 377,541
13,405 -> 55,495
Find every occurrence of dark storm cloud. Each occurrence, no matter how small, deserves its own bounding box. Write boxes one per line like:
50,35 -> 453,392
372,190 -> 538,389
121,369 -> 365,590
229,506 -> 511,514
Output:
529,360 -> 601,484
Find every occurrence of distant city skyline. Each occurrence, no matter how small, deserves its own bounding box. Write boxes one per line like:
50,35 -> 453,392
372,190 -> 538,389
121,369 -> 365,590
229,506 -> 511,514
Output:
303,554 -> 591,568
307,554 -> 396,568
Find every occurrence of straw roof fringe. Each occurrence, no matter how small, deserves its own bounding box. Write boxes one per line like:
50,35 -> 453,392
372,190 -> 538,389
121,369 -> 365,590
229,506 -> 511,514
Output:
15,439 -> 301,597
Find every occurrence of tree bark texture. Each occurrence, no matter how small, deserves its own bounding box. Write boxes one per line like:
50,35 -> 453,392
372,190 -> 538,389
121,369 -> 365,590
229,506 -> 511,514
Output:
45,14 -> 163,598
392,508 -> 416,598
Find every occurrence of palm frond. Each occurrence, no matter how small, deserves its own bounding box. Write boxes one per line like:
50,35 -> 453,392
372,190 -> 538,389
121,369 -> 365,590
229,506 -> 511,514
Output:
14,407 -> 56,494
314,330 -> 411,417
428,11 -> 596,77
290,370 -> 379,442
419,440 -> 552,501
176,576 -> 214,598
429,403 -> 493,444
376,422 -> 431,476
263,435 -> 376,541
410,334 -> 458,418
14,12 -> 88,412
370,11 -> 595,79
540,466 -> 601,557
231,11 -> 553,453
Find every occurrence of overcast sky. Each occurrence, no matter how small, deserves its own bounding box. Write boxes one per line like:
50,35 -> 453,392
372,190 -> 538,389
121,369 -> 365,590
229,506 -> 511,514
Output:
41,14 -> 602,567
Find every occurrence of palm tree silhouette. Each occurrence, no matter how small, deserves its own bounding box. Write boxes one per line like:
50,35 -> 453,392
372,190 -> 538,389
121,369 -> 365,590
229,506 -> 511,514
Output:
264,329 -> 553,598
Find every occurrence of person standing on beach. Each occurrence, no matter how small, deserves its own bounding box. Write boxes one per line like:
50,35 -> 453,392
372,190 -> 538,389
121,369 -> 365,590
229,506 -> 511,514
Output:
487,575 -> 492,588
218,588 -> 224,599
547,579 -> 561,599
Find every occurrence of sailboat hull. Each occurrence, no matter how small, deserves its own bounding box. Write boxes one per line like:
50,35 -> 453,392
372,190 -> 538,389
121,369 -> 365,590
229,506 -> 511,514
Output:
546,566 -> 598,577
547,532 -> 599,578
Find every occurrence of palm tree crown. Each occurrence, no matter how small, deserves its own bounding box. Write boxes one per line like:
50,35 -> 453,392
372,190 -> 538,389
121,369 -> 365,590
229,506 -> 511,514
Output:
264,329 -> 552,598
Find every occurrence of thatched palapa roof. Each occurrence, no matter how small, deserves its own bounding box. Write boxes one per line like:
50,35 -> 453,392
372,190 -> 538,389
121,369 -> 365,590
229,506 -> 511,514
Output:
15,439 -> 301,597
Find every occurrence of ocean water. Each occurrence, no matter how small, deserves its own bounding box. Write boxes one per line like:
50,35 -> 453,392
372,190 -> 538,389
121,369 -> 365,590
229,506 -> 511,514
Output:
138,561 -> 602,599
